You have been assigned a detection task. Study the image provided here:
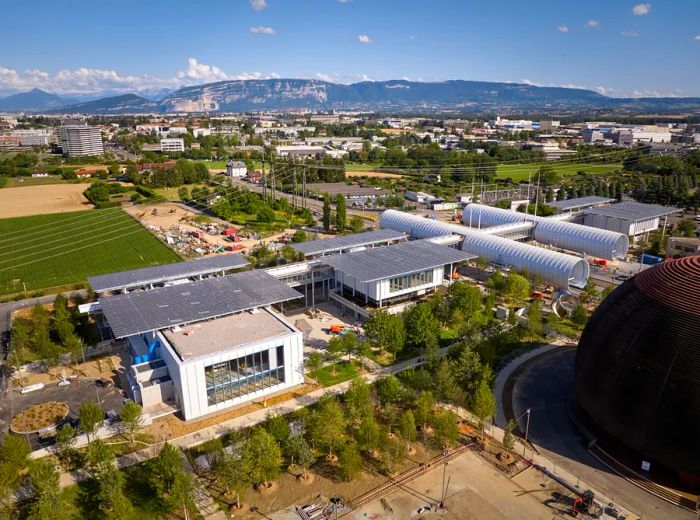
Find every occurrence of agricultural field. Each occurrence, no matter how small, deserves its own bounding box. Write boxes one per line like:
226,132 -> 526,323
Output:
0,184 -> 93,218
0,208 -> 181,296
0,175 -> 76,188
495,162 -> 621,182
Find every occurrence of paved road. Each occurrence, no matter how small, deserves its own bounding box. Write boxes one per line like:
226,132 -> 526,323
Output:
510,348 -> 692,520
0,290 -> 87,334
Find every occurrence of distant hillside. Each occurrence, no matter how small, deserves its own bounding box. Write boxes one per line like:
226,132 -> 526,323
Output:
0,88 -> 71,111
51,94 -> 160,114
3,80 -> 700,114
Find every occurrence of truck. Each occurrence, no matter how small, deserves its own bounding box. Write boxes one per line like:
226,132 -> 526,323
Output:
641,253 -> 663,266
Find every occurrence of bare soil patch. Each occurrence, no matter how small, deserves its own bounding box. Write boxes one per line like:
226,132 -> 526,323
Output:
0,184 -> 93,218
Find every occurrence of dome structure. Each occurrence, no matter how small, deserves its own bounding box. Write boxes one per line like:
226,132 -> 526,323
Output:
575,255 -> 700,482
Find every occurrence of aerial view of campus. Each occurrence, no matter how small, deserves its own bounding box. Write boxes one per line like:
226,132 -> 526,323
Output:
0,1 -> 699,519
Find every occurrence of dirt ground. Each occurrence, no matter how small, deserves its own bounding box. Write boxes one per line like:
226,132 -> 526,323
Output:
124,202 -> 296,257
12,352 -> 124,388
0,183 -> 93,218
346,171 -> 404,179
351,451 -> 558,520
286,302 -> 360,356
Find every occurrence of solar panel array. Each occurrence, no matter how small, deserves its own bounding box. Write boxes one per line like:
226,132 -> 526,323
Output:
321,239 -> 473,283
548,196 -> 615,211
99,269 -> 302,338
291,229 -> 406,256
88,254 -> 249,293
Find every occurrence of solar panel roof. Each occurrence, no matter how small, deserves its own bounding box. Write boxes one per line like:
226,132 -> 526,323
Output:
321,239 -> 474,283
548,196 -> 615,211
99,269 -> 302,338
582,201 -> 681,221
291,229 -> 407,256
88,255 -> 249,293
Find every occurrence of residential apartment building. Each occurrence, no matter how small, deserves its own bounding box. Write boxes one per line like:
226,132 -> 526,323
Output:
59,124 -> 104,156
160,138 -> 185,153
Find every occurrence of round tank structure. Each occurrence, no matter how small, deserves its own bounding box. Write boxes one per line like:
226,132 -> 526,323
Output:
575,256 -> 700,484
462,204 -> 629,260
379,210 -> 589,290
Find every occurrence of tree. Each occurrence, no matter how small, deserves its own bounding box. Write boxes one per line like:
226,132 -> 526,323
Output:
502,420 -> 516,452
79,401 -> 104,442
97,465 -> 133,519
433,359 -> 461,404
169,471 -> 197,519
504,273 -> 531,302
472,377 -> 496,442
344,376 -> 372,421
432,410 -> 459,449
177,186 -> 190,201
335,194 -> 346,231
570,303 -> 588,326
285,435 -> 315,479
120,401 -> 143,446
403,303 -> 440,352
447,281 -> 482,316
527,299 -> 543,336
265,413 -> 289,447
55,424 -> 77,462
243,427 -> 282,488
356,414 -> 382,454
150,442 -> 183,494
307,352 -> 323,372
322,194 -> 332,232
451,345 -> 484,403
376,375 -> 404,407
676,219 -> 696,238
308,395 -> 346,456
0,434 -> 30,469
27,459 -> 63,520
326,336 -> 343,372
0,461 -> 21,512
399,410 -> 417,451
414,390 -> 435,430
364,310 -> 404,361
337,442 -> 362,481
340,331 -> 358,360
9,318 -> 31,366
348,216 -> 364,234
85,440 -> 115,478
212,451 -> 250,509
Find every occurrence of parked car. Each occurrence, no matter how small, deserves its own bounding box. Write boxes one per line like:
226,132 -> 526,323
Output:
95,378 -> 113,388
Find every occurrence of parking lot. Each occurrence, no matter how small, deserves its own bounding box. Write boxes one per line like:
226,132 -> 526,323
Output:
0,378 -> 125,449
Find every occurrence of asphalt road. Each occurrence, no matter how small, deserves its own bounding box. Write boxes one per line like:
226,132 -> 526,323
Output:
511,348 -> 692,520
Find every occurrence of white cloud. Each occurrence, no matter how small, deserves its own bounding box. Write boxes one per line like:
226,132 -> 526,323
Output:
250,0 -> 267,11
357,34 -> 372,44
338,0 -> 351,3
694,35 -> 700,41
585,20 -> 600,29
409,35 -> 416,40
250,26 -> 275,35
632,3 -> 651,16
315,72 -> 335,82
176,58 -> 228,82
520,78 -> 539,86
557,25 -> 569,33
621,30 -> 639,37
358,74 -> 374,82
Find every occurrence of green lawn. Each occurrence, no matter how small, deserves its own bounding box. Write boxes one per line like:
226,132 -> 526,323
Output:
0,209 -> 181,295
309,360 -> 359,387
495,162 -> 621,182
0,175 -> 79,188
345,162 -> 380,172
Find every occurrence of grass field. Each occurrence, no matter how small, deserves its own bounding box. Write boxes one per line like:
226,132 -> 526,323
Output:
309,360 -> 359,387
0,175 -> 76,188
495,162 -> 621,182
0,208 -> 181,295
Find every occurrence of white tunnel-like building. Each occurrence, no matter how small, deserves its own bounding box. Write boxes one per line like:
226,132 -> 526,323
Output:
461,204 -> 629,260
379,210 -> 590,290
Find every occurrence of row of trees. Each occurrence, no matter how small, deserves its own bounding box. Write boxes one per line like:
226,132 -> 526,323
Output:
321,194 -> 363,233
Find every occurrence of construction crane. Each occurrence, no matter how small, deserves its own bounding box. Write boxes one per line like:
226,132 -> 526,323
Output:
534,464 -> 600,517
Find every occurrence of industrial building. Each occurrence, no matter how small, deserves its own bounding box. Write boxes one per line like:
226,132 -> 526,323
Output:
59,124 -> 104,156
95,269 -> 305,421
290,229 -> 406,259
581,201 -> 681,237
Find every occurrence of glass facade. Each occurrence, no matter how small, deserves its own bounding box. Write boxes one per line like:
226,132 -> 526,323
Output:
204,345 -> 286,406
388,269 -> 434,293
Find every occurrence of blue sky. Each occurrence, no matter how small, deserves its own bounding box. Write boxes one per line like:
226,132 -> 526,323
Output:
1,0 -> 699,97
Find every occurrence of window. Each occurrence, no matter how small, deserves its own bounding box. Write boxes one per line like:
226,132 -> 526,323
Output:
388,269 -> 434,293
204,347 -> 286,406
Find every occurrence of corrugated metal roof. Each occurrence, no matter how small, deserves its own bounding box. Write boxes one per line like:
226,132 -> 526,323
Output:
321,239 -> 473,283
291,229 -> 406,256
99,270 -> 301,338
89,255 -> 249,293
548,196 -> 616,211
583,201 -> 681,222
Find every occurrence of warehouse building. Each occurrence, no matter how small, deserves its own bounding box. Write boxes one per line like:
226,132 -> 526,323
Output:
96,269 -> 304,421
581,201 -> 682,237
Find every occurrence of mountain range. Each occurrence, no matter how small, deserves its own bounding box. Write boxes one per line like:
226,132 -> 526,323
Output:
1,80 -> 699,114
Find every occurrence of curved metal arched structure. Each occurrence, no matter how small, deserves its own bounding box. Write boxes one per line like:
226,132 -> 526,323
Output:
380,210 -> 589,290
462,204 -> 629,260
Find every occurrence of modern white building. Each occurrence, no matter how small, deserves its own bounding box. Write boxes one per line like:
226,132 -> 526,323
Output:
581,201 -> 681,237
193,127 -> 211,138
160,138 -> 185,153
59,124 -> 104,156
96,268 -> 305,421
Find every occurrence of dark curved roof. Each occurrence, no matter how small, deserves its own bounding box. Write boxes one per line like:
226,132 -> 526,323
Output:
575,256 -> 700,477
